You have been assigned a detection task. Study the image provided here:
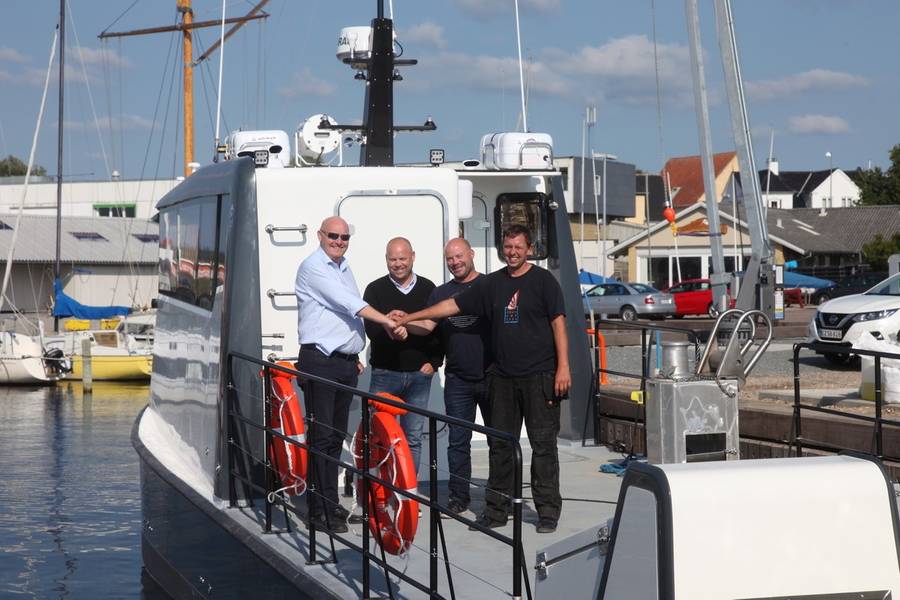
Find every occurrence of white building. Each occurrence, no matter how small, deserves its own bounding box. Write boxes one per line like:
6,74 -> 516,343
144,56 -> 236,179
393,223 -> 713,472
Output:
0,177 -> 178,218
753,161 -> 860,210
0,214 -> 158,331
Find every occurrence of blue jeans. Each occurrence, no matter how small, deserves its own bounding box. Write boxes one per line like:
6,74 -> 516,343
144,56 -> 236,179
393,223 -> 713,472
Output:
369,368 -> 433,471
444,373 -> 490,507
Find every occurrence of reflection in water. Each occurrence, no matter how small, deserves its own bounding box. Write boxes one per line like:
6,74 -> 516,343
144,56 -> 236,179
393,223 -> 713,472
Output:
46,385 -> 76,598
0,383 -> 160,599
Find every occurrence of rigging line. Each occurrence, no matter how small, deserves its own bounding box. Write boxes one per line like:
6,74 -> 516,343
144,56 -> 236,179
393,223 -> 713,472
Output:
100,43 -> 117,180
99,0 -> 139,37
0,28 -> 58,317
213,0 -> 227,158
200,44 -> 230,136
134,25 -> 178,217
193,34 -> 218,136
66,0 -> 112,180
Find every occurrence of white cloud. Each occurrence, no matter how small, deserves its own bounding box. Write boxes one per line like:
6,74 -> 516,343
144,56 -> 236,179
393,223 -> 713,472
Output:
0,47 -> 29,63
277,68 -> 337,98
788,114 -> 850,135
70,46 -> 132,69
21,64 -> 93,86
400,22 -> 447,50
413,35 -> 693,107
747,69 -> 867,101
453,0 -> 561,18
0,70 -> 12,82
62,114 -> 154,131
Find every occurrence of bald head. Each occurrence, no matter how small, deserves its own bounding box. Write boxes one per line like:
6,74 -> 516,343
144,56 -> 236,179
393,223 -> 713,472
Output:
317,216 -> 351,262
385,237 -> 415,285
444,237 -> 477,282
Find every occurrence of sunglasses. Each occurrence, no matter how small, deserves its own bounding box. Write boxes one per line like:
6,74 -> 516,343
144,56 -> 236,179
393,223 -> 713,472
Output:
321,230 -> 351,241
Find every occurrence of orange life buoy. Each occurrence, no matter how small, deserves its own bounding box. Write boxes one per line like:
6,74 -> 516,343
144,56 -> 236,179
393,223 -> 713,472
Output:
267,362 -> 307,496
354,395 -> 419,555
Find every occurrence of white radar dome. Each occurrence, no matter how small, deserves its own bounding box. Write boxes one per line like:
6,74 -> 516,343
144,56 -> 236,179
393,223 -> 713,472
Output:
295,114 -> 341,165
336,26 -> 372,67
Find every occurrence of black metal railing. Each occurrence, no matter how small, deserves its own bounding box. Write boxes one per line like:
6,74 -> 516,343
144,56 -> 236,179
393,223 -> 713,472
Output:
792,342 -> 900,460
224,351 -> 531,600
587,319 -> 702,450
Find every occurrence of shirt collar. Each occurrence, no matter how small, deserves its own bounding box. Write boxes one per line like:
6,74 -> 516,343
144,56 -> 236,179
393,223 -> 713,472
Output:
390,272 -> 417,293
317,246 -> 348,271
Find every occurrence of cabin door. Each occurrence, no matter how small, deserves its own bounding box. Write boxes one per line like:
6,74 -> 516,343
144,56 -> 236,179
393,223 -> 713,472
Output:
462,192 -> 491,275
338,192 -> 449,288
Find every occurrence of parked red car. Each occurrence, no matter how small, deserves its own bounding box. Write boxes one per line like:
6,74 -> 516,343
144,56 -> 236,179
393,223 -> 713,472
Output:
662,278 -> 734,317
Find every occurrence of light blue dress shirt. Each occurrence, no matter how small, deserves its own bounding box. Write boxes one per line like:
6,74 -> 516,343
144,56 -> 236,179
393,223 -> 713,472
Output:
295,247 -> 368,356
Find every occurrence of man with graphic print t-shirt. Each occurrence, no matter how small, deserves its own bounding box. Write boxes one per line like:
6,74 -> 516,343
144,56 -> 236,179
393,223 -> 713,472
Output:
395,224 -> 571,534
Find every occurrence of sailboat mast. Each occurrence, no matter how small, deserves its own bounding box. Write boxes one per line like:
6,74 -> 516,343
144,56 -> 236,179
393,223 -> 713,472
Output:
54,0 -> 65,333
178,0 -> 194,177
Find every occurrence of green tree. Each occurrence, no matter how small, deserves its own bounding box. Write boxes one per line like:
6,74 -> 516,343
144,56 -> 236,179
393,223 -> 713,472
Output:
862,232 -> 900,271
856,143 -> 900,205
0,155 -> 47,177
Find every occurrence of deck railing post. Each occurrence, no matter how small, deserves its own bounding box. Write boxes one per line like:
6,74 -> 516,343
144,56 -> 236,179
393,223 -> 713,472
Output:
307,378 -> 318,562
263,363 -> 273,533
361,396 -> 371,597
226,353 -> 235,507
792,344 -> 802,457
875,355 -> 884,458
429,416 -> 439,594
512,441 -> 523,600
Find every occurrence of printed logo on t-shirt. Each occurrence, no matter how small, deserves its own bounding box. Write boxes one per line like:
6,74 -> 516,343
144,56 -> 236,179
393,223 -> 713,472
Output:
504,290 -> 520,323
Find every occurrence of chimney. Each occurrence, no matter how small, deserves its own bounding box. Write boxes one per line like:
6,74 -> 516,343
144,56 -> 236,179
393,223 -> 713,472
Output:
776,218 -> 783,228
768,158 -> 779,175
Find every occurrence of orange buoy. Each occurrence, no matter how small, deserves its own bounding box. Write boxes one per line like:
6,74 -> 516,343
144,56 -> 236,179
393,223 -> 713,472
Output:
354,397 -> 419,555
267,362 -> 307,496
663,206 -> 676,223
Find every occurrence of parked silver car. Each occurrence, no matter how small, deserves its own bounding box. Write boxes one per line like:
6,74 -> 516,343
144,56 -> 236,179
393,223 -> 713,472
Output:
583,282 -> 676,321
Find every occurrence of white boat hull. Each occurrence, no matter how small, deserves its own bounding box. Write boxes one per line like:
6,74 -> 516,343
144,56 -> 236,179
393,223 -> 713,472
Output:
0,333 -> 52,384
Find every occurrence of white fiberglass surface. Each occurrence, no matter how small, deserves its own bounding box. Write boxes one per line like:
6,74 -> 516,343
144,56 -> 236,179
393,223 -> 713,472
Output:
664,456 -> 900,598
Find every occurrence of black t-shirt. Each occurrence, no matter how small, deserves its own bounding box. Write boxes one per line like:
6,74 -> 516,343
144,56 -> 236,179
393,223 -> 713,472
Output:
427,274 -> 492,381
455,265 -> 565,377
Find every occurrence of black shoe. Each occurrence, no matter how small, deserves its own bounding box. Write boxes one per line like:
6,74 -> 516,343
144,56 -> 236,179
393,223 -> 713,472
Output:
441,499 -> 467,519
536,518 -> 557,534
332,506 -> 365,525
468,514 -> 507,531
307,512 -> 348,534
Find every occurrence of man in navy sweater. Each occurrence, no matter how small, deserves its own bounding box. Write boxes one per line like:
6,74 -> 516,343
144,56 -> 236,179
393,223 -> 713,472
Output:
364,237 -> 443,471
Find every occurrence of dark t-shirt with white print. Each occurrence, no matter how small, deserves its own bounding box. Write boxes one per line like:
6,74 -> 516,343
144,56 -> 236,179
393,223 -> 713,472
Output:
454,265 -> 565,377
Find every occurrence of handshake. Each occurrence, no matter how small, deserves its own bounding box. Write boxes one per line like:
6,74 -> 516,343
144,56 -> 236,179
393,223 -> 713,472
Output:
383,310 -> 412,341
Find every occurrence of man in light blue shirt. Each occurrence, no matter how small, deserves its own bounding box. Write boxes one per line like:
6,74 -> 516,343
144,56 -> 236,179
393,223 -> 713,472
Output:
295,216 -> 398,533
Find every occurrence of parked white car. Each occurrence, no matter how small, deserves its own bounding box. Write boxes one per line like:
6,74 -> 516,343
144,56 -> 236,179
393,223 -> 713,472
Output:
808,272 -> 900,364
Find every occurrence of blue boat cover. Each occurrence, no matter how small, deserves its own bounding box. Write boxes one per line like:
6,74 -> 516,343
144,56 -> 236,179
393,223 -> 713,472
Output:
736,271 -> 833,289
578,269 -> 615,285
51,279 -> 131,319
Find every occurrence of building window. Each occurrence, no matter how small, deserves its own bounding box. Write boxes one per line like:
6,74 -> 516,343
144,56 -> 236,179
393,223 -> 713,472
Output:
70,231 -> 107,241
132,233 -> 159,243
95,204 -> 136,218
770,200 -> 778,208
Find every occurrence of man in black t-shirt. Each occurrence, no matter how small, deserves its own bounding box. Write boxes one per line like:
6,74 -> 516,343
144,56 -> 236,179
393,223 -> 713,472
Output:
395,238 -> 492,516
396,225 -> 571,534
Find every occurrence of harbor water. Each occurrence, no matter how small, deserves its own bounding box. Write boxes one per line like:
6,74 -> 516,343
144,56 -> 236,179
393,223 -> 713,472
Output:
0,383 -> 166,599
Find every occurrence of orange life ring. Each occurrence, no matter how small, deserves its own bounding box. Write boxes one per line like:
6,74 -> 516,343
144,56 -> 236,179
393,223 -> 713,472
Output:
267,362 -> 307,495
354,401 -> 419,555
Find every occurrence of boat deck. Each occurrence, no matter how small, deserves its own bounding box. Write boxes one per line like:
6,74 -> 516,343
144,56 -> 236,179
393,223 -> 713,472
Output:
228,440 -> 624,599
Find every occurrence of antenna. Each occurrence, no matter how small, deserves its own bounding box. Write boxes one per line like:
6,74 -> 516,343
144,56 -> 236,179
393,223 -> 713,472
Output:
213,0 -> 226,162
514,0 -> 528,132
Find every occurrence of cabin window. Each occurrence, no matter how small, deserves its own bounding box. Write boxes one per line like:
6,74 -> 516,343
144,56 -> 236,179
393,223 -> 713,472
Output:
157,195 -> 224,310
493,192 -> 550,261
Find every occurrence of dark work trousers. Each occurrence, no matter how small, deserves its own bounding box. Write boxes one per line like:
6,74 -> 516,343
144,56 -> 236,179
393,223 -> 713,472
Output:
298,347 -> 358,518
484,371 -> 561,522
444,373 -> 490,507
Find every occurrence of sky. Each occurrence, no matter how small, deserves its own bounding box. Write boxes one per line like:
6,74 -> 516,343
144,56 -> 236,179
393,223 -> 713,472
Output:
0,0 -> 898,182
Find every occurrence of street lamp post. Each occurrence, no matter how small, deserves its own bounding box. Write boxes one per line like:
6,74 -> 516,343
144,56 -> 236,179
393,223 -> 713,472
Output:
593,151 -> 617,280
825,151 -> 833,211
